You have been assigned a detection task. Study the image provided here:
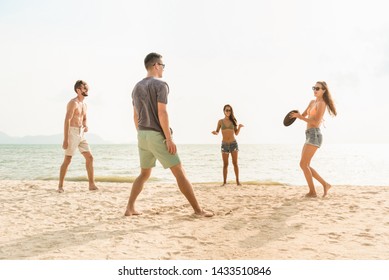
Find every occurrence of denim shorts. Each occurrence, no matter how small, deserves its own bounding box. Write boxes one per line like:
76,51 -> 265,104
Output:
305,128 -> 323,148
221,141 -> 239,153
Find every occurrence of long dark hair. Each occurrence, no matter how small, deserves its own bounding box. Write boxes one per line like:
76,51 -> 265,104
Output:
223,104 -> 238,127
317,81 -> 337,116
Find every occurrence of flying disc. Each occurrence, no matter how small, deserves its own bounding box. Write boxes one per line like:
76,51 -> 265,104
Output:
283,110 -> 299,126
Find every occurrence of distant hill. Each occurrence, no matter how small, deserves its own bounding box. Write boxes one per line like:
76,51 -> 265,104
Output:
0,131 -> 111,144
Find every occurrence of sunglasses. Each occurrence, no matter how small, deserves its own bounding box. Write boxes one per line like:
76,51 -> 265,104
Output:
312,86 -> 323,91
225,109 -> 231,112
154,63 -> 165,69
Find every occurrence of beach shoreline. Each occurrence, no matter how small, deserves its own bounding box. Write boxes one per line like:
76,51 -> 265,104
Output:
1,180 -> 388,260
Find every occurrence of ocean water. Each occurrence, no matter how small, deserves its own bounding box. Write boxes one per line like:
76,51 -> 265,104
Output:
0,144 -> 388,186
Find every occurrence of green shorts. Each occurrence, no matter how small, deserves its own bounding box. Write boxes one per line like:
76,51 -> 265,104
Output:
137,130 -> 181,169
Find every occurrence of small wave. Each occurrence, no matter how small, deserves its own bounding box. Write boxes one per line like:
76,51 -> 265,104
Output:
194,180 -> 287,186
38,176 -> 161,183
243,180 -> 287,186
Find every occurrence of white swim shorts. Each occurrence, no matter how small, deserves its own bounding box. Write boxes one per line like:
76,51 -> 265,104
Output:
64,127 -> 91,156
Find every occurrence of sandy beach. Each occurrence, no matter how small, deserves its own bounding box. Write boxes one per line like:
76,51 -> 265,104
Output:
0,180 -> 388,260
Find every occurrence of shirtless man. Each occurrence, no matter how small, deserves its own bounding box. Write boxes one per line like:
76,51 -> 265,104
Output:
58,80 -> 98,192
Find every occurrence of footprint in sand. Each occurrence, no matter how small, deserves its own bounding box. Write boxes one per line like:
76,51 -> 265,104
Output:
171,235 -> 198,241
329,232 -> 341,238
354,233 -> 374,240
348,204 -> 359,212
301,247 -> 316,251
361,191 -> 379,195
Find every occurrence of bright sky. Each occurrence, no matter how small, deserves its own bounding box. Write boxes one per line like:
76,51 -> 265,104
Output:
1,0 -> 388,144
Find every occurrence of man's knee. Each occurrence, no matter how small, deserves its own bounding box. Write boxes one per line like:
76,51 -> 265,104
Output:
63,156 -> 72,165
170,164 -> 186,179
139,168 -> 152,180
83,152 -> 94,162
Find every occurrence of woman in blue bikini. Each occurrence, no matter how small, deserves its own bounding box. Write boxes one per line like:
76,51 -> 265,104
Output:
212,104 -> 244,186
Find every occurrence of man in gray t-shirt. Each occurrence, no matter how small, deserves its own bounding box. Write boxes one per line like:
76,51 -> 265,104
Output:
132,76 -> 168,134
125,52 -> 213,218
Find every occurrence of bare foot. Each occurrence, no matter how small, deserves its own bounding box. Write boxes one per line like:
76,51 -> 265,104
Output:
305,192 -> 317,198
195,209 -> 214,217
221,183 -> 227,186
124,209 -> 142,216
57,187 -> 64,193
89,185 -> 98,191
236,182 -> 242,186
323,183 -> 332,197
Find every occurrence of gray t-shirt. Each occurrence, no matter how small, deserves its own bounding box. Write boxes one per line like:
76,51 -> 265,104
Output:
132,77 -> 169,133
